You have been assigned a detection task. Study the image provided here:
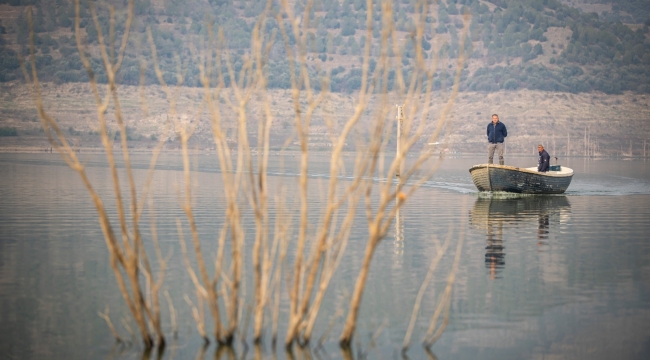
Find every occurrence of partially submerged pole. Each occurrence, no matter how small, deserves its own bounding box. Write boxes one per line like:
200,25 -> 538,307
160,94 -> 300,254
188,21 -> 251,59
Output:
396,104 -> 404,177
395,104 -> 404,249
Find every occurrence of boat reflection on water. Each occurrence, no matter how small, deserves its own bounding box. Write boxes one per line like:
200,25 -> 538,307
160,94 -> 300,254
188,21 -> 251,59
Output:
484,215 -> 505,279
470,195 -> 572,279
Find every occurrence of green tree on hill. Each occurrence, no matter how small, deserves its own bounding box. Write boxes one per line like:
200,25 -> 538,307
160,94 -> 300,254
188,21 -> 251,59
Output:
341,16 -> 356,36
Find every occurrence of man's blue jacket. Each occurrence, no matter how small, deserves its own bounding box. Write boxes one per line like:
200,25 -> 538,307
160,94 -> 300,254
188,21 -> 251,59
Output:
538,149 -> 550,172
487,121 -> 507,144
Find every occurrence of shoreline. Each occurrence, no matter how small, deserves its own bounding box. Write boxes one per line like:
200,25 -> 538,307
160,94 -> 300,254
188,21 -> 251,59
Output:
1,145 -> 648,160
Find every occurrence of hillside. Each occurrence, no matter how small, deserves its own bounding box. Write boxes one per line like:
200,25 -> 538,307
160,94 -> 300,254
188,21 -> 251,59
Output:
0,0 -> 649,93
1,81 -> 649,157
1,0 -> 649,157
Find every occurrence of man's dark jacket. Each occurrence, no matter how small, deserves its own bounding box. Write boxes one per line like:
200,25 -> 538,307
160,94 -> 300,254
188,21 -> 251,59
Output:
538,149 -> 550,172
487,121 -> 507,143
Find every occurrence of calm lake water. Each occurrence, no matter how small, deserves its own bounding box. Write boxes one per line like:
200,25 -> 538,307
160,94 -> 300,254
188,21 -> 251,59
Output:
1,153 -> 649,360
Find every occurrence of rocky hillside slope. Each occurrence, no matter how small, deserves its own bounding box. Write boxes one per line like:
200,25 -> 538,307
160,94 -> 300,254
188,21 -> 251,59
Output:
1,81 -> 648,157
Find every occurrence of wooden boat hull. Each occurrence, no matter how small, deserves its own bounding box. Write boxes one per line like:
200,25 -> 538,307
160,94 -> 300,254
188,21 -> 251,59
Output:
469,164 -> 573,194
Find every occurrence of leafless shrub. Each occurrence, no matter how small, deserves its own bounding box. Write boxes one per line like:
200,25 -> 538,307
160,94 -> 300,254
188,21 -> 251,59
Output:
23,0 -> 469,352
21,0 -> 168,350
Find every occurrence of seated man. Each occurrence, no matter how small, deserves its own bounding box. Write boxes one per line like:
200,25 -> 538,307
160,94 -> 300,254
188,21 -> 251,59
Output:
537,144 -> 550,172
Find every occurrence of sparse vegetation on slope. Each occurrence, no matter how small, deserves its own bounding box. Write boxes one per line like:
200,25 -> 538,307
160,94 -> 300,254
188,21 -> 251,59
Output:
2,81 -> 649,157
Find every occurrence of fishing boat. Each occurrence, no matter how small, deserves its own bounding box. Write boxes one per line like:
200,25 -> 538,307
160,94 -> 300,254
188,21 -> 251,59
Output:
469,164 -> 573,194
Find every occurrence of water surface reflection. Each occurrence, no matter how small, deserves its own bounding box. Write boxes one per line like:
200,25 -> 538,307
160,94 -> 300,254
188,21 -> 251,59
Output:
4,154 -> 650,359
470,196 -> 571,279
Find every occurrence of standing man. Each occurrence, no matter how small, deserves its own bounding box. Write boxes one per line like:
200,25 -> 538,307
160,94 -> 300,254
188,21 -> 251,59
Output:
537,144 -> 550,172
487,114 -> 507,165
